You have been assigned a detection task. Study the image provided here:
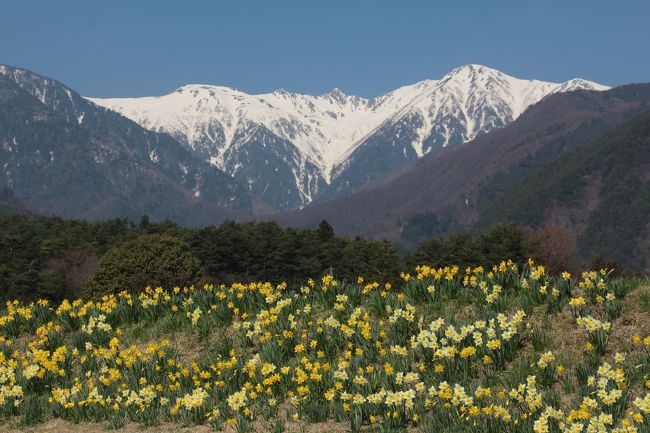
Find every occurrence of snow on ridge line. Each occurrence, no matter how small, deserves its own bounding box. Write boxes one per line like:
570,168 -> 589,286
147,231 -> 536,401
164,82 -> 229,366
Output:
87,65 -> 609,181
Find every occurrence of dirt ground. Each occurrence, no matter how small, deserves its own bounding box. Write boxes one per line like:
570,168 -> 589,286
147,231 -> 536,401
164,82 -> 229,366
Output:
1,418 -> 349,433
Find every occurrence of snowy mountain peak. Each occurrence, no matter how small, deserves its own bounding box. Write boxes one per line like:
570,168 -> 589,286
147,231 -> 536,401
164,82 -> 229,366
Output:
445,63 -> 501,76
322,87 -> 348,102
440,64 -> 509,84
554,78 -> 610,93
88,65 -> 609,210
272,88 -> 293,97
174,83 -> 246,97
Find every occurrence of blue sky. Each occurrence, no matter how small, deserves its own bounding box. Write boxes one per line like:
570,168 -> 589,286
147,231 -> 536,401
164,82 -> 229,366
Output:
1,0 -> 649,98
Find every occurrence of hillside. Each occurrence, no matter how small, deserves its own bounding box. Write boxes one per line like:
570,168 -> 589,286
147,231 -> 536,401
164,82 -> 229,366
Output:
0,185 -> 33,216
0,262 -> 649,433
276,84 -> 650,269
0,66 -> 267,225
477,108 -> 650,271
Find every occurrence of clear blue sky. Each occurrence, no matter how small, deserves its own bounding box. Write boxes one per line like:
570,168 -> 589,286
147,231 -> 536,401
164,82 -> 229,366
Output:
1,0 -> 649,98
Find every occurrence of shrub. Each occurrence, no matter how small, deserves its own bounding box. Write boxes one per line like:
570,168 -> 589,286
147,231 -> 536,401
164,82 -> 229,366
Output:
84,234 -> 200,296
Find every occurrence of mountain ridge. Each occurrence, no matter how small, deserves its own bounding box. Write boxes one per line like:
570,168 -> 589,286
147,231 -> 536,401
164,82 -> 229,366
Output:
89,65 -> 608,210
0,64 -> 268,225
272,83 -> 650,271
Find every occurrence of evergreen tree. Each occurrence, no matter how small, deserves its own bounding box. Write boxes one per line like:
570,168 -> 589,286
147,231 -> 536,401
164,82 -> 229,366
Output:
479,222 -> 528,266
317,219 -> 335,242
139,214 -> 150,229
85,234 -> 200,297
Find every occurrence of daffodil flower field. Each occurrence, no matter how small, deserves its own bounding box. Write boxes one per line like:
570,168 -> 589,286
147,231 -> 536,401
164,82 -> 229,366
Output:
1,260 -> 650,433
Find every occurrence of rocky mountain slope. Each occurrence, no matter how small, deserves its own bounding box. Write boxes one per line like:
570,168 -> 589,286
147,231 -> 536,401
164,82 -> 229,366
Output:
90,65 -> 608,210
0,65 -> 266,224
274,84 -> 650,269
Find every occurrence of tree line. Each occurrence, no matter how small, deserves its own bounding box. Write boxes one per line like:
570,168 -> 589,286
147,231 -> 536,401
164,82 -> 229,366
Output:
0,214 -> 577,302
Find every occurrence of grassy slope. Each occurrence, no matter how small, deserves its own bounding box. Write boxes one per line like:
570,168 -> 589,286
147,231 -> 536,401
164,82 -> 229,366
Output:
1,274 -> 649,433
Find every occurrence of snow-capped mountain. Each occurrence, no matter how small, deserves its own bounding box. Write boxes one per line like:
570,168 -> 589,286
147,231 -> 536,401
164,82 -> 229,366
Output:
89,65 -> 608,210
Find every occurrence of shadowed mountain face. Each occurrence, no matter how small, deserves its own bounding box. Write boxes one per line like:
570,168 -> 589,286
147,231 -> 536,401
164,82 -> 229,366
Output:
0,65 -> 269,225
477,107 -> 650,271
274,84 -> 650,268
0,184 -> 32,216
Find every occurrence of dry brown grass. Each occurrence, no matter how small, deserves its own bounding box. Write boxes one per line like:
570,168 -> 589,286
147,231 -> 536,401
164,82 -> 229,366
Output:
0,419 -> 210,433
609,284 -> 650,353
534,283 -> 650,362
0,418 -> 349,433
546,308 -> 585,363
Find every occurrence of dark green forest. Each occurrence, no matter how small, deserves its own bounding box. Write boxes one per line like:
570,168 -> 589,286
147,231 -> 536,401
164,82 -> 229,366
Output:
0,215 -> 539,302
476,109 -> 650,270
